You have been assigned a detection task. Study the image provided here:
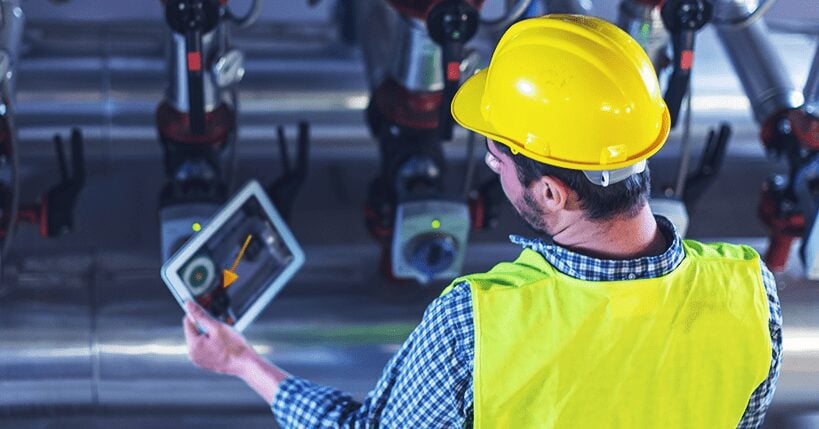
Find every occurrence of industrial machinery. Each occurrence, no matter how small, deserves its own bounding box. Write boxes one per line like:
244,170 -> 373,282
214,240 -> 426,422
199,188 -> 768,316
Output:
356,0 -> 496,284
157,0 -> 243,262
615,0 -> 819,277
156,0 -> 309,262
2,2 -> 819,424
353,0 -> 817,280
0,0 -> 85,277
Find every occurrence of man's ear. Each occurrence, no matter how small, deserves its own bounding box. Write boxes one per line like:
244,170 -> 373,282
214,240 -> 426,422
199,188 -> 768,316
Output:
533,176 -> 572,213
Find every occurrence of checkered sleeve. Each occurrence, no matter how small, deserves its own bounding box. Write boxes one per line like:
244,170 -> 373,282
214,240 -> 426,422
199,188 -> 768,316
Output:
271,282 -> 474,428
736,262 -> 783,429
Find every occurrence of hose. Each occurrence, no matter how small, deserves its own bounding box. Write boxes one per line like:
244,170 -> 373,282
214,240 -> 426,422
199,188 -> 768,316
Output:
480,0 -> 534,29
226,0 -> 263,29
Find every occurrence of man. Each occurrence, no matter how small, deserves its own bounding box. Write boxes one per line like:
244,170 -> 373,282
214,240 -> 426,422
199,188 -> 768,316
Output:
183,15 -> 782,428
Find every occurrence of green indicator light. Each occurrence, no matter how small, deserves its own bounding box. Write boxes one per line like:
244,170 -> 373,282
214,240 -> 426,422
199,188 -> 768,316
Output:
192,222 -> 202,232
431,219 -> 441,230
640,23 -> 651,39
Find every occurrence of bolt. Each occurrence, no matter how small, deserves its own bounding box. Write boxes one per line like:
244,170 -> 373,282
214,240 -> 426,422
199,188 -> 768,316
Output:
772,175 -> 787,188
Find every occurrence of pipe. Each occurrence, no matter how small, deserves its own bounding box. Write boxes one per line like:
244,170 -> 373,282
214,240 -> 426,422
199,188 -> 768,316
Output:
616,0 -> 670,75
480,0 -> 534,29
713,0 -> 804,123
0,0 -> 23,263
542,0 -> 593,15
1,241 -> 819,413
805,43 -> 819,113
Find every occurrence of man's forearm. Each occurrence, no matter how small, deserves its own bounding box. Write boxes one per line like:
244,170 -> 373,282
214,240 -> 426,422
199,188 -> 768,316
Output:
235,349 -> 290,405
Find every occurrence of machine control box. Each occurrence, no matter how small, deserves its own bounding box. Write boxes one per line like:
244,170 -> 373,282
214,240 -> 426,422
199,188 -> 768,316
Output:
392,199 -> 471,284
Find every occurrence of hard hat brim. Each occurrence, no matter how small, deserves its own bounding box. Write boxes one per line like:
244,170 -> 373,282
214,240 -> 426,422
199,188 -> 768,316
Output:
451,69 -> 510,150
451,69 -> 671,171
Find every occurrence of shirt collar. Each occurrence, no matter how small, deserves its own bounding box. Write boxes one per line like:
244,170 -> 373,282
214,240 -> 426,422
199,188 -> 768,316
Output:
509,216 -> 685,281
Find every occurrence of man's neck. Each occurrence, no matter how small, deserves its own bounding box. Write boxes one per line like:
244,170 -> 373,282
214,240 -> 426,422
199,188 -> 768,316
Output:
550,205 -> 666,260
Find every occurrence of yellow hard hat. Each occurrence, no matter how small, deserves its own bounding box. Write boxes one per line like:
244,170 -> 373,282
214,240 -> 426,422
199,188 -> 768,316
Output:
452,14 -> 670,175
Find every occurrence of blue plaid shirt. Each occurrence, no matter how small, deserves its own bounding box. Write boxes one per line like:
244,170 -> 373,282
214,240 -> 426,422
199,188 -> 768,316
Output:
272,217 -> 783,428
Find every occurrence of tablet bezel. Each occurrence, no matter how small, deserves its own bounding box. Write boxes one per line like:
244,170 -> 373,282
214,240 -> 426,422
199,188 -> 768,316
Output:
160,180 -> 305,332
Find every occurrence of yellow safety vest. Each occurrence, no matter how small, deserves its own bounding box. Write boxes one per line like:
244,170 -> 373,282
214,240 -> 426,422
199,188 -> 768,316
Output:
443,240 -> 771,428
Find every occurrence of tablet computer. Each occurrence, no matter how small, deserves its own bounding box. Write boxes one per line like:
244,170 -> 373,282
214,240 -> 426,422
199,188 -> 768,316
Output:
160,180 -> 305,332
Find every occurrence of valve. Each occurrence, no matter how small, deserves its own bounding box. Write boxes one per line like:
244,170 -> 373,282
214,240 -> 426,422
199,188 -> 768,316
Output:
426,0 -> 479,140
5,129 -> 86,239
164,0 -> 221,135
758,175 -> 805,272
757,108 -> 819,273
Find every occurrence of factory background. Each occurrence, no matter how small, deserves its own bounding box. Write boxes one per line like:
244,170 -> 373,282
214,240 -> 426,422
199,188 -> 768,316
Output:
0,0 -> 818,428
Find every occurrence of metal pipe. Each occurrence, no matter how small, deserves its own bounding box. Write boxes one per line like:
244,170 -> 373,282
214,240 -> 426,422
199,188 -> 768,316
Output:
805,43 -> 819,113
0,0 -> 23,262
713,0 -> 804,123
0,0 -> 23,96
480,0 -> 534,29
542,0 -> 593,15
388,16 -> 443,92
1,242 -> 819,414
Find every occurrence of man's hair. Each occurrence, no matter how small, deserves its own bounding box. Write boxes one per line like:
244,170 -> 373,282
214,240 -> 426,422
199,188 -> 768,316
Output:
495,144 -> 650,220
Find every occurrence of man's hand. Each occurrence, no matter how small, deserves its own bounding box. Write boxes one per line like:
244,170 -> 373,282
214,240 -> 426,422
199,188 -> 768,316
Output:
182,301 -> 290,404
183,300 -> 255,376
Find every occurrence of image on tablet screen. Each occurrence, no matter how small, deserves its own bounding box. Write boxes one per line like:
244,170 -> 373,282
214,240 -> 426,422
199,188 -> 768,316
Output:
176,195 -> 294,325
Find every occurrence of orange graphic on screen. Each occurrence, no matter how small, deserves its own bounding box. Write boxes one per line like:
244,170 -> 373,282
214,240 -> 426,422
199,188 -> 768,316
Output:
223,234 -> 253,288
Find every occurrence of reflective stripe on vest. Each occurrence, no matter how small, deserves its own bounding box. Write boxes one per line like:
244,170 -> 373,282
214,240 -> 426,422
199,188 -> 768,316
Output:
443,240 -> 771,428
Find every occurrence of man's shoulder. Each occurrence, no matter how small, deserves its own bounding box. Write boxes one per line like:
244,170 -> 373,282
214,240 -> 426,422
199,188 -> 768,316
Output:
682,239 -> 761,262
438,280 -> 473,303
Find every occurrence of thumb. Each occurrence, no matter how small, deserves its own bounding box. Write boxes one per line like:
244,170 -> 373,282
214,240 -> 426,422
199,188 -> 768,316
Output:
185,300 -> 219,330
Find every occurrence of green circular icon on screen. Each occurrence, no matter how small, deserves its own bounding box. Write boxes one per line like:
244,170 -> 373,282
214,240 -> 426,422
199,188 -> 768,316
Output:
182,255 -> 215,296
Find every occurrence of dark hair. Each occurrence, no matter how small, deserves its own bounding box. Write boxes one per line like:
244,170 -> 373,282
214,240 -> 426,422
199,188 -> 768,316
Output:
495,144 -> 650,220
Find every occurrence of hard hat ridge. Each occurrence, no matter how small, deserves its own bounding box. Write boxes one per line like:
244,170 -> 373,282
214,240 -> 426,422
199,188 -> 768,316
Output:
452,14 -> 671,183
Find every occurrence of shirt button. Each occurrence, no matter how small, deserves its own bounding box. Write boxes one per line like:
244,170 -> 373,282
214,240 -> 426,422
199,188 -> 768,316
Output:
627,273 -> 637,280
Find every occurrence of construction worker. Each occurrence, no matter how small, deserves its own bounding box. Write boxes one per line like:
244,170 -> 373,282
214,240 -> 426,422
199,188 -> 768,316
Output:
183,15 -> 781,428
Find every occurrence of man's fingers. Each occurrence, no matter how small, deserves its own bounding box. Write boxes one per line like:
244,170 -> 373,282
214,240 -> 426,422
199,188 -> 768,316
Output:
183,314 -> 200,340
185,300 -> 219,330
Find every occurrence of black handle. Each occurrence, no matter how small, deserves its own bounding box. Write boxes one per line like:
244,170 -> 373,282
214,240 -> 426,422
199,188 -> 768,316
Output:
427,0 -> 479,141
682,122 -> 731,207
45,128 -> 86,237
664,30 -> 696,128
185,30 -> 206,135
268,122 -> 311,220
69,128 -> 86,188
439,42 -> 463,141
165,0 -> 220,135
661,0 -> 712,128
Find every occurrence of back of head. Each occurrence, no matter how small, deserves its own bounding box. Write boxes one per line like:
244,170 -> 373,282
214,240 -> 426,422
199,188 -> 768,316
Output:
452,14 -> 670,216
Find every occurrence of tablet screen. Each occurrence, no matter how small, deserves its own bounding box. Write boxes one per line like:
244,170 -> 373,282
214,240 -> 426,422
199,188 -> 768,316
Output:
176,195 -> 295,325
